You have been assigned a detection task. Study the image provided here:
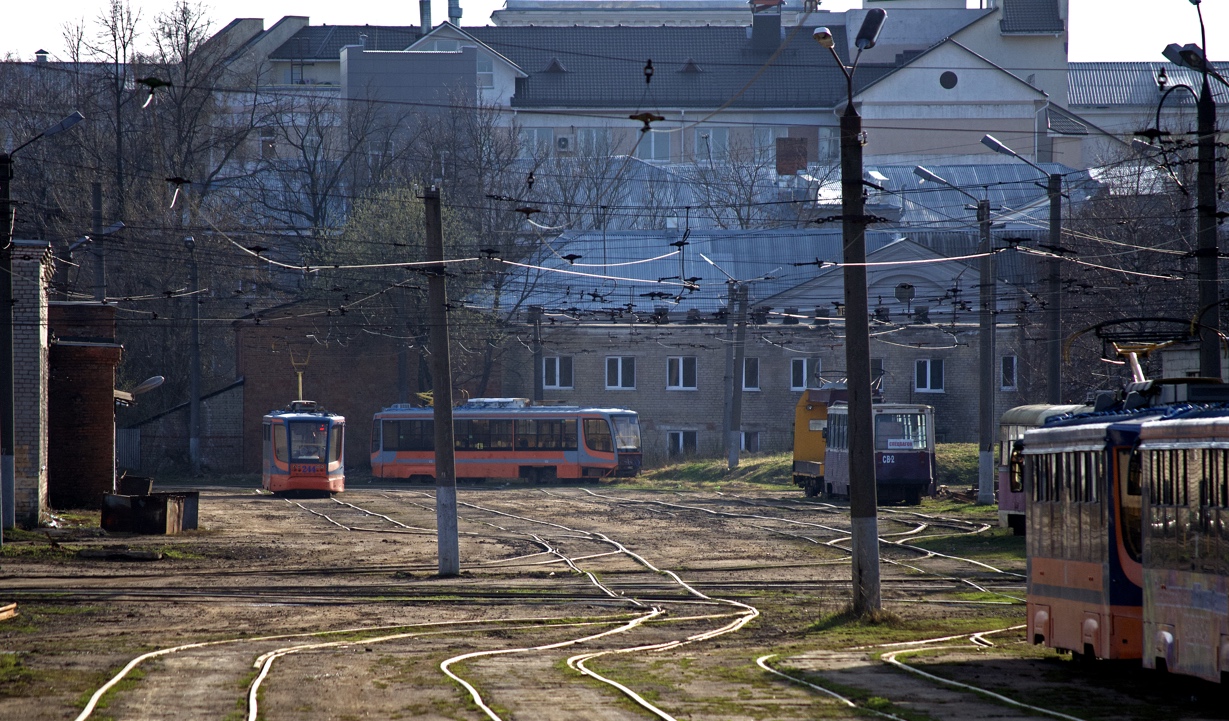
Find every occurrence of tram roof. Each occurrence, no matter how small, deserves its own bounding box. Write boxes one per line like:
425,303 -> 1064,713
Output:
264,411 -> 345,421
375,405 -> 638,417
1000,404 -> 1088,427
1139,412 -> 1229,445
1022,411 -> 1165,452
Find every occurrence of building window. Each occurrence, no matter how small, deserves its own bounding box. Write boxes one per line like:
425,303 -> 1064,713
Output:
544,356 -> 573,389
695,127 -> 729,163
667,430 -> 697,457
791,358 -> 811,391
476,55 -> 494,88
518,127 -> 553,158
579,127 -> 613,156
635,130 -> 670,162
741,431 -> 760,452
606,356 -> 635,389
667,356 -> 698,390
915,358 -> 944,393
1001,355 -> 1018,391
260,127 -> 277,160
743,357 -> 760,391
752,126 -> 786,162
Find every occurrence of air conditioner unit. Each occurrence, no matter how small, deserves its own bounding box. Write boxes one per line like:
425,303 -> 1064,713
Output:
556,135 -> 574,153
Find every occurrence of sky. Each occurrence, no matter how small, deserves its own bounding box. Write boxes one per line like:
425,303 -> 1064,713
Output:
3,0 -> 1226,63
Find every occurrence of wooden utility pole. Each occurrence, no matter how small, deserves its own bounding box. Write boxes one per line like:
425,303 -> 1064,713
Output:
425,187 -> 460,576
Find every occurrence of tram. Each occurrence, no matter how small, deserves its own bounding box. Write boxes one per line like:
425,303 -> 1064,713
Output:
997,404 -> 1088,534
1021,407 -> 1156,662
262,400 -> 346,494
822,402 -> 935,505
1136,410 -> 1229,683
371,398 -> 642,481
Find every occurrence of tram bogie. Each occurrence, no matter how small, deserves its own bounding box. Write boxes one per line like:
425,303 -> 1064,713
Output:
262,400 -> 345,495
371,398 -> 642,482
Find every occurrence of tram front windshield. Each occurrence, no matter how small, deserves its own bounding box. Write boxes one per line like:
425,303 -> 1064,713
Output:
874,413 -> 929,451
611,415 -> 641,451
289,421 -> 330,461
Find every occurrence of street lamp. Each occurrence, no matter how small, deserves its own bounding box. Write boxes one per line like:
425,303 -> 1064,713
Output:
814,8 -> 887,615
913,167 -> 995,507
981,134 -> 1065,403
1159,5 -> 1225,378
0,110 -> 85,539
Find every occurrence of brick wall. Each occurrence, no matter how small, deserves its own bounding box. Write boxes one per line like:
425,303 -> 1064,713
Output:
11,241 -> 51,525
235,320 -> 404,473
504,320 -> 1029,463
131,381 -> 245,474
47,342 -> 122,509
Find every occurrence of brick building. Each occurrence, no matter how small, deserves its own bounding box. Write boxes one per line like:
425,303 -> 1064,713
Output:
11,240 -> 52,525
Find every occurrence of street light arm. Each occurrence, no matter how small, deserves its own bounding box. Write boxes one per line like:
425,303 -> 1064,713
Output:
8,111 -> 85,156
980,134 -> 1048,176
913,165 -> 979,202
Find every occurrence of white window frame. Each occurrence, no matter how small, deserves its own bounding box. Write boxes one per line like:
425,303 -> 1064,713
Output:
667,356 -> 698,390
578,127 -> 613,156
915,358 -> 945,393
543,356 -> 573,389
635,130 -> 670,162
791,358 -> 808,391
606,356 -> 635,390
743,357 -> 760,391
666,430 -> 697,457
476,54 -> 494,88
518,127 -> 554,158
695,126 -> 730,163
1001,355 -> 1018,391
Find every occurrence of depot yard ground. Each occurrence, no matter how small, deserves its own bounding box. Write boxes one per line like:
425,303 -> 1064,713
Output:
0,450 -> 1226,721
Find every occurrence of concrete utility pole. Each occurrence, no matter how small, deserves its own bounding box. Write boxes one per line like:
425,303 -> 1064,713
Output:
815,8 -> 888,615
727,284 -> 748,470
721,282 -> 736,455
424,187 -> 460,576
530,305 -> 544,402
91,182 -> 105,301
977,199 -> 995,505
1046,174 -> 1062,402
1195,68 -> 1220,379
186,236 -> 201,476
980,135 -> 1064,402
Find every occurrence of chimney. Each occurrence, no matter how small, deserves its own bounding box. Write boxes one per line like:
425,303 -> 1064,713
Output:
420,0 -> 432,36
35,49 -> 49,63
448,0 -> 462,25
749,0 -> 783,52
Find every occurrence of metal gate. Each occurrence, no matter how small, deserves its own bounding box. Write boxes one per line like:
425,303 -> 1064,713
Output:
116,428 -> 141,471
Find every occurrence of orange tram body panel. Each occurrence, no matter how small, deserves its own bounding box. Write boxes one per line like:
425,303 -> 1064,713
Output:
1020,381 -> 1229,684
370,398 -> 642,482
262,401 -> 345,494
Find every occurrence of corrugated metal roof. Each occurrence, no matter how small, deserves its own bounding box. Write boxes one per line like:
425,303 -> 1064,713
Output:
999,0 -> 1064,34
1069,61 -> 1229,107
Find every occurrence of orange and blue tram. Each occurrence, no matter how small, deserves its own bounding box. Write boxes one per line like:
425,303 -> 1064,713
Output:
262,400 -> 345,494
371,398 -> 641,481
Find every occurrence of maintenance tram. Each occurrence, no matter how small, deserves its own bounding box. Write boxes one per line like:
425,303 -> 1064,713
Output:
820,402 -> 935,505
997,404 -> 1088,534
371,398 -> 641,481
262,400 -> 345,494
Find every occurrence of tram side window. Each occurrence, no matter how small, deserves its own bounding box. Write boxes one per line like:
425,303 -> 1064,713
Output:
1008,442 -> 1025,493
1203,448 -> 1229,509
387,419 -> 433,451
273,424 -> 289,462
515,419 -> 578,450
328,425 -> 342,462
584,419 -> 613,452
454,419 -> 515,451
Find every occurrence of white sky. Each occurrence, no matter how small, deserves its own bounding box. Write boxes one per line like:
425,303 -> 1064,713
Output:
3,0 -> 1225,63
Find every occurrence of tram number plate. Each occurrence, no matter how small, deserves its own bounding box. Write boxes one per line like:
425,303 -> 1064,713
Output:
882,455 -> 894,464
291,464 -> 324,474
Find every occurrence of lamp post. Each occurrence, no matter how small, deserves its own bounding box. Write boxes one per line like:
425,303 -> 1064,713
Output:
814,8 -> 887,615
914,167 -> 995,506
980,134 -> 1064,404
1161,10 -> 1225,378
0,111 -> 85,539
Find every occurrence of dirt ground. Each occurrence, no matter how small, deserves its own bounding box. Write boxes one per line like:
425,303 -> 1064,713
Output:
1,477 -> 1226,721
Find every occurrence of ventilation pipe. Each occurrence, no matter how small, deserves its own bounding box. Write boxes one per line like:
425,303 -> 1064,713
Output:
448,0 -> 462,25
420,0 -> 432,36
